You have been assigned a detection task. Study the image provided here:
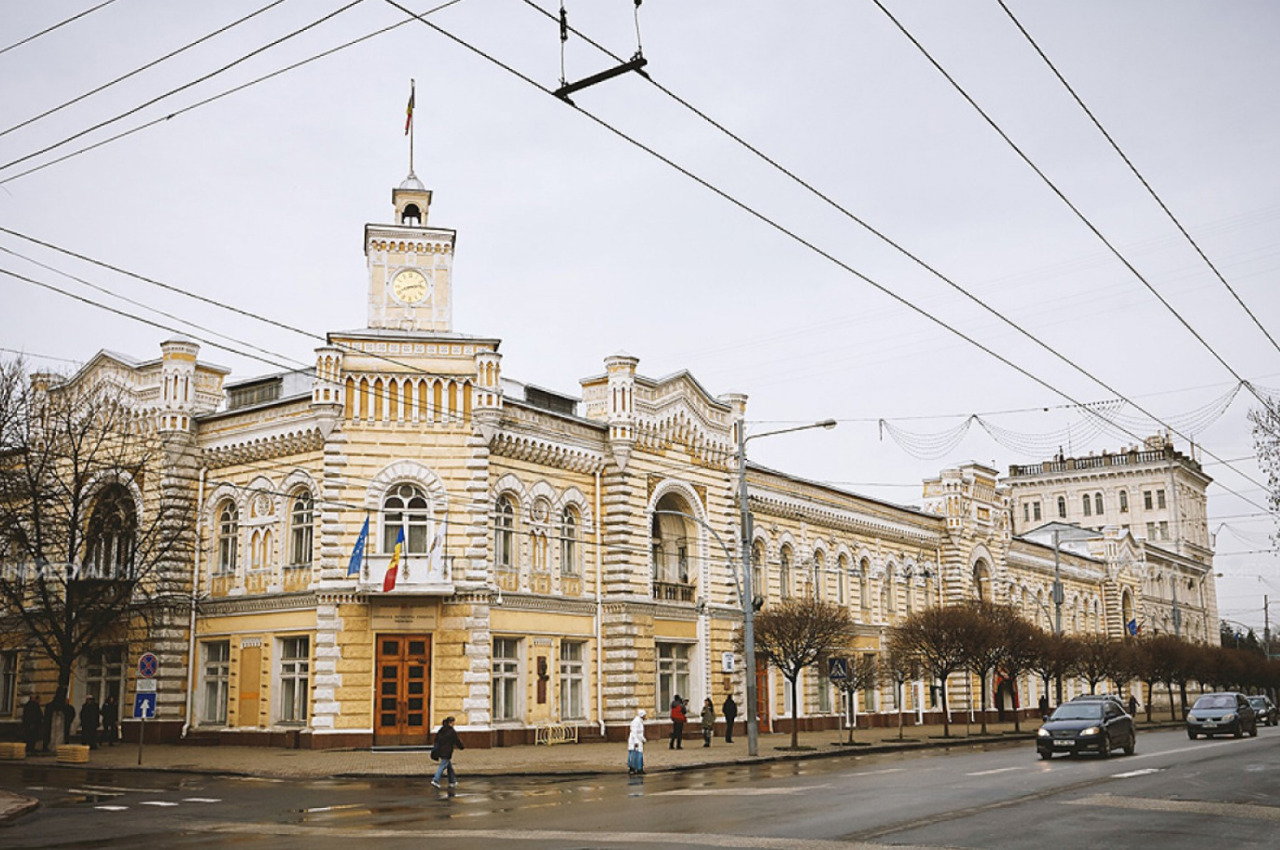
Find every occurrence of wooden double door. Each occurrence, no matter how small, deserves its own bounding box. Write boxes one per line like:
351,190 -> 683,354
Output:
375,634 -> 431,746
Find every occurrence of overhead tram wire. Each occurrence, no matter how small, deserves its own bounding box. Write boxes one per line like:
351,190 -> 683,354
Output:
0,244 -> 308,372
0,0 -> 121,57
0,0 -> 368,177
0,0 -> 468,186
0,0 -> 292,141
868,0 -> 1268,407
498,1 -> 1275,506
995,0 -> 1280,361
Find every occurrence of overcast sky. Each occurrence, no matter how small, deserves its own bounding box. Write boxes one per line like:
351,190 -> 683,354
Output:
2,1 -> 1277,632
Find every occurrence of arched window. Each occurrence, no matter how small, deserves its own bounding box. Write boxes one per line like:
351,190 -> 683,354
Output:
1094,492 -> 1104,516
289,490 -> 313,567
494,495 -> 516,570
383,483 -> 430,554
884,564 -> 897,615
217,501 -> 238,574
530,499 -> 551,573
1057,496 -> 1066,518
86,484 -> 136,579
812,551 -> 824,601
560,507 -> 579,576
836,554 -> 848,605
973,560 -> 991,601
1082,494 -> 1092,517
779,545 -> 792,600
858,558 -> 871,615
1119,490 -> 1129,513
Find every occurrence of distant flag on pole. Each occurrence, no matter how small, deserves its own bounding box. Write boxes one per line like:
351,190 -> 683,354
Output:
1126,618 -> 1141,636
347,517 -> 369,577
404,82 -> 415,135
383,526 -> 405,591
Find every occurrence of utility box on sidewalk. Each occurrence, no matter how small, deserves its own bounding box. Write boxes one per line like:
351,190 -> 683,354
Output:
56,744 -> 90,764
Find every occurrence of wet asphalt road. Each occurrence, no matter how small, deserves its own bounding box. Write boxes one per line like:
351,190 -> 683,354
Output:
3,728 -> 1279,849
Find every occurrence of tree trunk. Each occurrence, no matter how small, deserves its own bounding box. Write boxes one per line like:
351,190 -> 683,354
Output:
846,688 -> 856,744
1011,674 -> 1021,733
789,673 -> 799,750
978,672 -> 989,735
897,682 -> 905,740
940,678 -> 951,738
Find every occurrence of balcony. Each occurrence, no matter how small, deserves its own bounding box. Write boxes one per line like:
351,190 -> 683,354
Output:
653,580 -> 695,603
354,554 -> 453,595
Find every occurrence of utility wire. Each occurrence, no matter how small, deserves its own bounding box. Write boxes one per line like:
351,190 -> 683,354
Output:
868,0 -> 1266,405
0,0 -> 291,140
507,1 -> 1273,504
0,0 -> 120,57
0,0 -> 466,186
994,0 -> 1280,360
0,0 -> 365,176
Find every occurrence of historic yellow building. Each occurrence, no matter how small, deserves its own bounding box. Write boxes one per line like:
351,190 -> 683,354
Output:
0,173 -> 1218,745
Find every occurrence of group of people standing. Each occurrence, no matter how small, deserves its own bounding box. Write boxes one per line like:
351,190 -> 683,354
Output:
21,692 -> 121,754
628,693 -> 741,774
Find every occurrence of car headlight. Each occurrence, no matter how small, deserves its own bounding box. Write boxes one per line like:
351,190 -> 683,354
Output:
1037,728 -> 1051,738
1222,713 -> 1236,723
1187,715 -> 1199,722
1080,726 -> 1101,736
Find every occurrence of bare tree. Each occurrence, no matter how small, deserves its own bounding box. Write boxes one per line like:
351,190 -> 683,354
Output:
889,606 -> 971,738
0,360 -> 191,744
994,609 -> 1040,733
1072,633 -> 1116,694
753,598 -> 853,749
954,601 -> 1004,735
881,641 -> 919,740
1027,630 -> 1076,712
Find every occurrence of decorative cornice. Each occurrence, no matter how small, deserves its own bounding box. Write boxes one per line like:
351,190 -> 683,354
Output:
492,593 -> 597,616
199,592 -> 318,617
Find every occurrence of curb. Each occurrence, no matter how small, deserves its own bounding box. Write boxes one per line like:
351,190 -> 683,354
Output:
0,791 -> 39,825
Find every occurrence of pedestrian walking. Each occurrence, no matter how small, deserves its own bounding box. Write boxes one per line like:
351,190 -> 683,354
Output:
100,694 -> 119,746
700,697 -> 715,747
1127,693 -> 1138,718
1038,693 -> 1049,721
22,694 -> 42,755
80,694 -> 100,749
628,709 -> 646,774
430,715 -> 464,788
722,694 -> 738,743
669,695 -> 687,749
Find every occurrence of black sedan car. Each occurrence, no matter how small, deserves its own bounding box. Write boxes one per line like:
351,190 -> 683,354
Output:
1186,692 -> 1258,739
1036,699 -> 1136,759
1247,695 -> 1278,726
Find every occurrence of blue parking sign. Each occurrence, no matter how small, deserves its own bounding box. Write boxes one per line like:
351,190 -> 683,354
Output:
133,693 -> 157,719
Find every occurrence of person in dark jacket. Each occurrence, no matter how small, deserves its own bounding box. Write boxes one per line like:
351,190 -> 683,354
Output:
100,694 -> 120,746
80,694 -> 101,749
669,696 -> 687,749
722,694 -> 739,743
22,695 -> 42,755
431,716 -> 464,788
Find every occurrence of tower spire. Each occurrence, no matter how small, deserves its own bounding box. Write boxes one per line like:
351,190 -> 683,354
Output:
405,78 -> 416,180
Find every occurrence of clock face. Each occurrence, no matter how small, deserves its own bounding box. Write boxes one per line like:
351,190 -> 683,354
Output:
392,269 -> 431,304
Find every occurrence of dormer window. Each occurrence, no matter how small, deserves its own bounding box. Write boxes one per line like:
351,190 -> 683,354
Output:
401,203 -> 421,225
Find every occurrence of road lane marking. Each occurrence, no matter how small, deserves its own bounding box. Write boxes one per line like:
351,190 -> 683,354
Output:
139,801 -> 179,807
1110,768 -> 1162,778
847,768 -> 905,777
654,784 -> 831,796
965,767 -> 1025,777
182,797 -> 222,803
1067,794 -> 1280,822
93,805 -> 129,812
199,823 -> 960,849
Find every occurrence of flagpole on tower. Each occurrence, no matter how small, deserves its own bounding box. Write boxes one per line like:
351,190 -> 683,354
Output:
405,78 -> 416,175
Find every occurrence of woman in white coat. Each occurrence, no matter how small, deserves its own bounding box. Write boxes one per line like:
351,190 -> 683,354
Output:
628,709 -> 647,774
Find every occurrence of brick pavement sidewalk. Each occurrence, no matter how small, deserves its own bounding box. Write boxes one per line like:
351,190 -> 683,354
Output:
5,719 -> 1044,780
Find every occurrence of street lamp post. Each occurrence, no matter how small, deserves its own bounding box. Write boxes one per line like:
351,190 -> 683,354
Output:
738,417 -> 837,757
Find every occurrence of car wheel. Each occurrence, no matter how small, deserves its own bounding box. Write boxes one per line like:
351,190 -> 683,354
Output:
1188,730 -> 1198,740
1038,751 -> 1051,760
1235,724 -> 1244,739
1124,734 -> 1136,756
1250,722 -> 1258,738
1099,735 -> 1111,758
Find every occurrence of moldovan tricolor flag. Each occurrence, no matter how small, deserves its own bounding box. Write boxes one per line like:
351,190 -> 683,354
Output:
383,526 -> 405,591
404,83 -> 415,135
346,517 -> 369,577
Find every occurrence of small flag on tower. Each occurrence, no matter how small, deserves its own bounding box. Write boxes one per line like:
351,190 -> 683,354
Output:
384,526 -> 405,591
346,517 -> 369,576
404,82 -> 415,136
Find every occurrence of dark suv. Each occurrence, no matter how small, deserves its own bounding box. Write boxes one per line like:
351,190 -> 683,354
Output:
1037,698 -> 1136,759
1186,692 -> 1258,739
1246,695 -> 1278,727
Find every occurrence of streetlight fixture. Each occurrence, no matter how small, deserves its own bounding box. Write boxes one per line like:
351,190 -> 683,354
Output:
738,417 -> 838,757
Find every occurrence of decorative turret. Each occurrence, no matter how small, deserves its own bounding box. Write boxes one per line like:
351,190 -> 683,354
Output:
312,345 -> 344,409
603,352 -> 638,470
365,174 -> 456,333
156,338 -> 199,433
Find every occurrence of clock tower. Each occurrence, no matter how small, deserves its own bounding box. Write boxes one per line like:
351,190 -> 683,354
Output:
365,172 -> 455,332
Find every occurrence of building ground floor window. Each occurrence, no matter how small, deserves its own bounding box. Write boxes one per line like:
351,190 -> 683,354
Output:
656,642 -> 691,713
